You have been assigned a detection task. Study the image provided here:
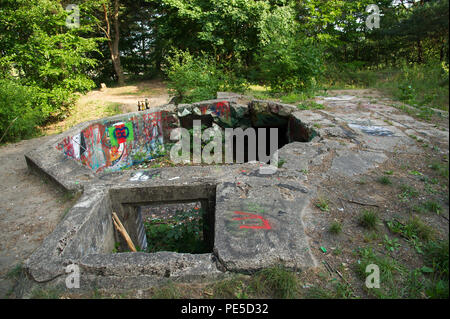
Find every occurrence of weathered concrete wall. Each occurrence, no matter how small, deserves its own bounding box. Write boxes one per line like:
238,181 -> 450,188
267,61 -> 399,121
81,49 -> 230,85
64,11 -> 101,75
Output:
55,108 -> 179,173
25,186 -> 114,282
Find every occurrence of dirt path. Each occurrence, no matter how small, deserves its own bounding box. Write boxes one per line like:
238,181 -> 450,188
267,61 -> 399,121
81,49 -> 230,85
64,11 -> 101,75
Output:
83,79 -> 170,113
43,79 -> 170,136
0,136 -> 76,298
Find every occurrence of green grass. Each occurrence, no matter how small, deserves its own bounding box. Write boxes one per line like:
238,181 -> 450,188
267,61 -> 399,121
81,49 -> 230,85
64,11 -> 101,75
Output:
305,282 -> 355,299
398,184 -> 419,201
329,221 -> 343,234
315,196 -> 330,212
424,200 -> 443,214
151,282 -> 183,299
6,263 -> 23,279
213,276 -> 249,299
358,210 -> 379,230
386,217 -> 435,252
377,176 -> 392,185
143,207 -> 209,254
104,102 -> 123,116
250,266 -> 299,299
297,101 -> 324,110
30,287 -> 63,299
322,62 -> 449,112
423,240 -> 449,298
276,158 -> 286,168
383,235 -> 401,253
355,247 -> 405,298
429,161 -> 449,178
212,267 -> 300,299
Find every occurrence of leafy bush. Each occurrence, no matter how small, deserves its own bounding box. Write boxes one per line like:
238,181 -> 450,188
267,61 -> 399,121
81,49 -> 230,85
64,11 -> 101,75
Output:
164,50 -> 220,104
0,0 -> 98,143
0,79 -> 45,143
256,6 -> 323,93
164,49 -> 248,104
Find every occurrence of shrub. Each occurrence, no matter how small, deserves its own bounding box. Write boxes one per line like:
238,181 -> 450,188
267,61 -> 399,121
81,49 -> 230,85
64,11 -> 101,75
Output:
0,79 -> 45,143
256,6 -> 323,93
164,50 -> 220,104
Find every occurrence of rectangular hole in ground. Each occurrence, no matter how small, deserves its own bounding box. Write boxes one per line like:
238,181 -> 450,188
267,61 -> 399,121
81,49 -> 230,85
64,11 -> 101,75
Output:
109,185 -> 216,255
139,201 -> 211,254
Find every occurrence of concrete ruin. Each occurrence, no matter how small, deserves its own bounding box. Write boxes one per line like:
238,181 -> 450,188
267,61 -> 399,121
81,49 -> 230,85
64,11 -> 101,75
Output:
23,92 -> 449,292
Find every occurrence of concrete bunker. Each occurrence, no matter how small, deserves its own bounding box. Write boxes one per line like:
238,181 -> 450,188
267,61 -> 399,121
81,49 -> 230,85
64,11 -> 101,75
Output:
23,97 -> 321,290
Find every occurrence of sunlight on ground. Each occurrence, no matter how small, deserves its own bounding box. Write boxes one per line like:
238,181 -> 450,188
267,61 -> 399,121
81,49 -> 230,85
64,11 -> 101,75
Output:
41,80 -> 169,136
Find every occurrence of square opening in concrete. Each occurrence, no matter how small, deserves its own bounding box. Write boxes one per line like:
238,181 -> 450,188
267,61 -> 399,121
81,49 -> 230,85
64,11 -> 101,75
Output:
138,201 -> 211,254
108,184 -> 216,255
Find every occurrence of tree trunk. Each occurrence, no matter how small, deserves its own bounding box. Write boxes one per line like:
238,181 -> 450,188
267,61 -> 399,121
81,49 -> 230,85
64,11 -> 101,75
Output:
103,0 -> 124,86
417,40 -> 423,64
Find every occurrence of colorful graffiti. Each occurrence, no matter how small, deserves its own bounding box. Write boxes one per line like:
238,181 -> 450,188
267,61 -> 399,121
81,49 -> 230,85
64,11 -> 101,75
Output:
184,101 -> 232,126
233,211 -> 272,230
56,111 -> 176,173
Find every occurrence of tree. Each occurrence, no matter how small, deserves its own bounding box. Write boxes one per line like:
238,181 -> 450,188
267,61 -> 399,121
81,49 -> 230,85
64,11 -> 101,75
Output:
0,0 -> 100,142
99,0 -> 125,85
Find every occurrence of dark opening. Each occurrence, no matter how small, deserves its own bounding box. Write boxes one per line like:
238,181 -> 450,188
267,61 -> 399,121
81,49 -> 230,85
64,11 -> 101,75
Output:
139,201 -> 211,254
109,184 -> 216,255
177,111 -> 302,164
229,125 -> 289,163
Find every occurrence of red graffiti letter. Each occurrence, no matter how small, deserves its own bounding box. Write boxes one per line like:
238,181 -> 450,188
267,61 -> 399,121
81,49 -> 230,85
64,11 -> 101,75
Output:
233,211 -> 271,230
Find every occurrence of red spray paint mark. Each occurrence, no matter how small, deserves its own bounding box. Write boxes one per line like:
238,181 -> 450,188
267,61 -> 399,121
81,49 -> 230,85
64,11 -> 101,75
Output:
233,211 -> 271,230
215,101 -> 230,120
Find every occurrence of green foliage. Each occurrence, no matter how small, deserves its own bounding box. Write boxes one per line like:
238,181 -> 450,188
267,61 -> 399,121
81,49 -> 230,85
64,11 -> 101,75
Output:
151,282 -> 183,299
315,196 -> 330,212
0,79 -> 45,143
164,50 -> 220,103
386,217 -> 435,253
297,101 -> 325,110
0,0 -> 99,143
424,201 -> 443,215
164,49 -> 247,104
383,235 -> 401,253
423,240 -> 449,298
358,210 -> 378,230
144,207 -> 208,254
377,176 -> 392,185
398,184 -> 419,201
256,6 -> 323,93
355,247 -> 404,298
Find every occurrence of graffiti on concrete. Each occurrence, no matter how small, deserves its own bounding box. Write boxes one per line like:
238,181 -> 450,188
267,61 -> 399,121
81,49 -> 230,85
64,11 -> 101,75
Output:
56,111 -> 176,173
349,124 -> 394,137
180,101 -> 232,126
233,211 -> 272,230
